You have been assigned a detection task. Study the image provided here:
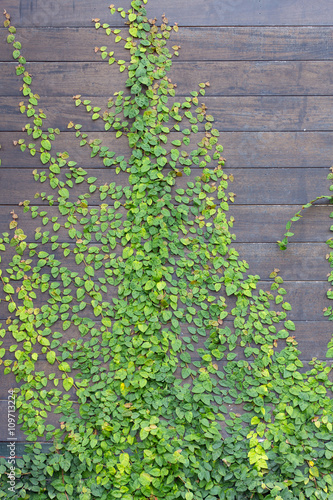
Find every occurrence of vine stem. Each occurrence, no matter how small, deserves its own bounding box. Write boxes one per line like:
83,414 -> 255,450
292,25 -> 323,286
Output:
277,195 -> 333,250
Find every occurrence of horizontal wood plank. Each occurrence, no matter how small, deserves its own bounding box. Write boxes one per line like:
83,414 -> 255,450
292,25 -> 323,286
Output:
1,204 -> 331,243
231,205 -> 333,243
0,167 -> 329,205
0,322 -> 331,408
0,441 -> 51,457
2,96 -> 333,132
7,0 -> 333,27
2,61 -> 333,97
1,0 -> 333,448
1,27 -> 333,62
0,132 -> 332,169
0,237 -> 330,280
2,359 -> 333,444
2,354 -> 333,442
0,321 -> 331,362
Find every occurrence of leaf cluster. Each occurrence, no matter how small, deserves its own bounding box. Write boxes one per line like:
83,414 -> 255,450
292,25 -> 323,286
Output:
0,3 -> 332,499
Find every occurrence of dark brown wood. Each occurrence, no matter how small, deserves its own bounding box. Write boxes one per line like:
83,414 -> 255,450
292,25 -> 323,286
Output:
0,320 -> 331,407
2,96 -> 333,132
0,399 -> 80,442
1,0 -> 333,446
2,61 -> 333,97
2,354 -> 333,443
230,168 -> 330,205
6,0 -> 333,27
0,321 -> 330,383
0,282 -> 331,439
1,132 -> 332,168
0,442 -> 51,457
1,204 -> 331,243
3,354 -> 333,443
231,205 -> 333,243
2,27 -> 333,62
0,236 -> 330,280
0,167 -> 329,205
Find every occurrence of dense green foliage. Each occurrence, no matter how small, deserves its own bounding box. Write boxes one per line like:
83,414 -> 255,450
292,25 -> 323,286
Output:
0,2 -> 333,499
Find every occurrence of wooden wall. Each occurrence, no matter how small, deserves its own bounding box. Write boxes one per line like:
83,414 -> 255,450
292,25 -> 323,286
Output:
0,0 -> 332,451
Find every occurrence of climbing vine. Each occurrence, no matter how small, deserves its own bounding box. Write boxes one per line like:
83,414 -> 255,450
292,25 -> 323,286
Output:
0,2 -> 332,499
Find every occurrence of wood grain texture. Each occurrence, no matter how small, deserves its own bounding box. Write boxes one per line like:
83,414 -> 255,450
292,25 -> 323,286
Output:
0,167 -> 329,205
1,132 -> 332,168
230,205 -> 333,243
5,0 -> 333,27
0,442 -> 51,457
1,27 -> 333,62
0,319 -> 330,361
0,236 -> 329,280
2,61 -> 333,97
1,0 -> 333,445
0,320 -> 330,387
2,355 -> 332,443
1,204 -> 331,243
2,96 -> 333,132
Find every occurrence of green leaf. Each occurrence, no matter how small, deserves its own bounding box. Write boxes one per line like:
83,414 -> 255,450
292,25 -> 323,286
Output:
58,188 -> 69,199
41,139 -> 51,150
122,247 -> 133,259
8,302 -> 16,313
226,284 -> 237,296
326,347 -> 333,357
171,339 -> 182,352
59,362 -> 71,372
75,253 -> 84,265
85,281 -> 94,292
102,318 -> 112,328
3,284 -> 14,294
284,320 -> 295,331
85,266 -> 94,277
63,377 -> 74,391
46,351 -> 56,364
40,152 -> 51,164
